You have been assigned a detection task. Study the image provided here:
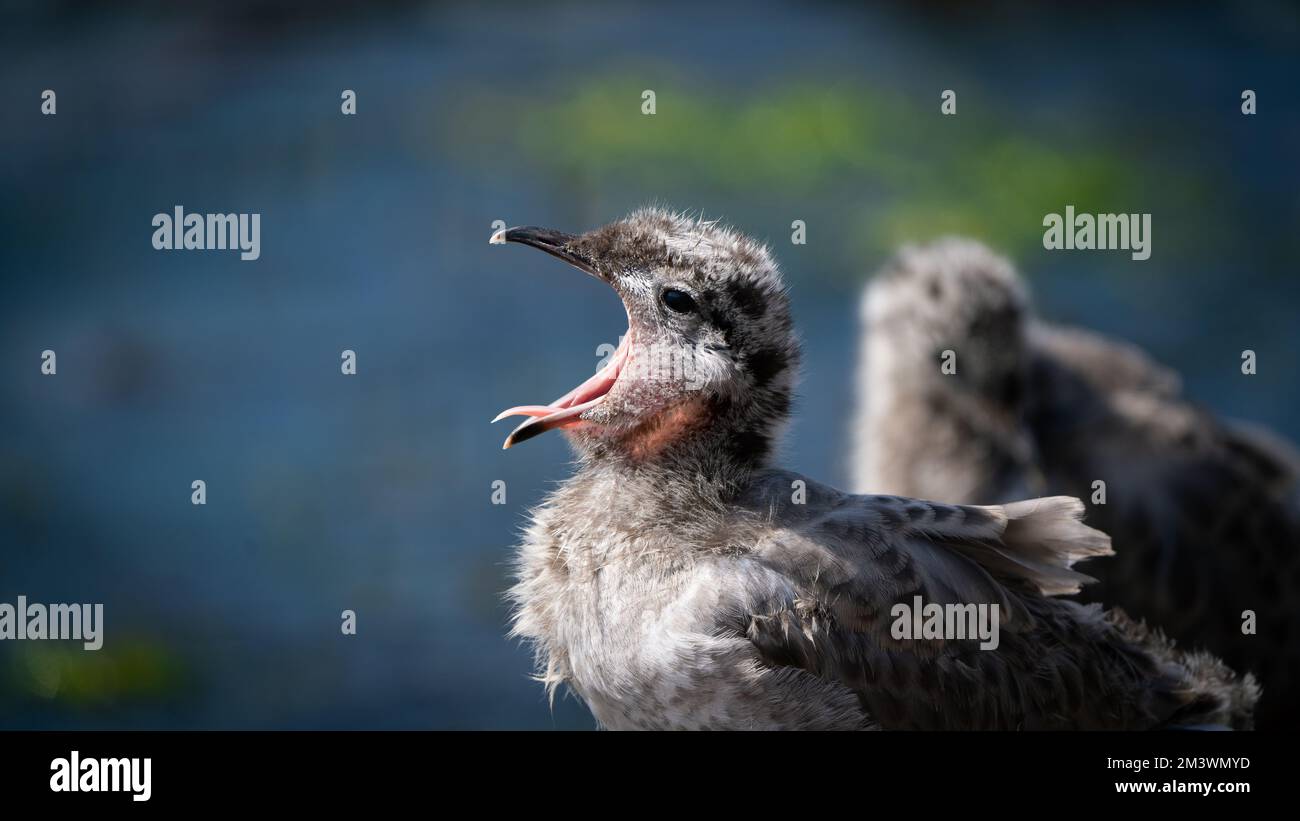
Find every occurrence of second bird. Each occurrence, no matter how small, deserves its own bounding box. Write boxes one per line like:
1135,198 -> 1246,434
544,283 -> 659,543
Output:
852,237 -> 1299,728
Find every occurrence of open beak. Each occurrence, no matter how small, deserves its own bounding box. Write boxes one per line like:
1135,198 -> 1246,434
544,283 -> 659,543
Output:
490,225 -> 630,449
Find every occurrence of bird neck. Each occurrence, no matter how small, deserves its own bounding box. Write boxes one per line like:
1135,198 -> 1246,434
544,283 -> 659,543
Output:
576,394 -> 782,490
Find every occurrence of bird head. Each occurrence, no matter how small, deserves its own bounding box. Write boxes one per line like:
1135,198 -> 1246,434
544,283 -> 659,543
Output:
864,237 -> 1028,407
492,208 -> 798,467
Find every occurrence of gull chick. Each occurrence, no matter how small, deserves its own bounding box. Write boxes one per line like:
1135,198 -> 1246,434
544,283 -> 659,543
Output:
853,237 -> 1295,725
493,210 -> 1258,730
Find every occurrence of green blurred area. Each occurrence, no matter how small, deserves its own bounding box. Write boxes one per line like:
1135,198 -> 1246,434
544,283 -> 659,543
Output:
447,73 -> 1213,281
4,638 -> 186,709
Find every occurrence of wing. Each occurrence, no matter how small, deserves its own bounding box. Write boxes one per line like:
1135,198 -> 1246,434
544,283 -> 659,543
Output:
731,473 -> 1208,730
1026,334 -> 1300,725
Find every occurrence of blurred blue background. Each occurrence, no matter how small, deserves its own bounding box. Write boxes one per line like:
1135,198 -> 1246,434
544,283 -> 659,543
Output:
0,0 -> 1297,728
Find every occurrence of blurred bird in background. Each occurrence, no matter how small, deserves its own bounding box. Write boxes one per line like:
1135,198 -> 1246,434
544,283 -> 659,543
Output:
852,238 -> 1300,727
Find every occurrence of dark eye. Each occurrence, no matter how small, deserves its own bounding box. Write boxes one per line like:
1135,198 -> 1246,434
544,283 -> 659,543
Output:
661,288 -> 697,314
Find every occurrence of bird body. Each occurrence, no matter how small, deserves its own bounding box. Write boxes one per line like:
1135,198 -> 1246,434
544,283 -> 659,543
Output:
512,461 -> 1254,729
510,462 -> 868,730
495,211 -> 1259,730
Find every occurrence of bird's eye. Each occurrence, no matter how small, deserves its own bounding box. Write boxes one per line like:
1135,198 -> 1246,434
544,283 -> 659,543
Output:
661,288 -> 697,314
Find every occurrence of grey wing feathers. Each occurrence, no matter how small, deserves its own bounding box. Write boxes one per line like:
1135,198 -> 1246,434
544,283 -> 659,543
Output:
742,476 -> 1090,649
991,497 -> 1114,594
745,477 -> 1102,624
733,474 -> 1220,728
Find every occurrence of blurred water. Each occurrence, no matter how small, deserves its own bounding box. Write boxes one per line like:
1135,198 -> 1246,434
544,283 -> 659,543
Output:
0,1 -> 1296,728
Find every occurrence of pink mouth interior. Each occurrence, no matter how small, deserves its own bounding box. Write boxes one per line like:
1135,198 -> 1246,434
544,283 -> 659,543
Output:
493,330 -> 632,443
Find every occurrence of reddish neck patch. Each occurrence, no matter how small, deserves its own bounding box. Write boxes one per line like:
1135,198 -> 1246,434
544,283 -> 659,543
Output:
615,397 -> 712,462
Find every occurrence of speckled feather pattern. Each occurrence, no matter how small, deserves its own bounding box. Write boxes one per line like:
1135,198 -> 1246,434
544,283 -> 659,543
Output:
506,214 -> 1259,730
